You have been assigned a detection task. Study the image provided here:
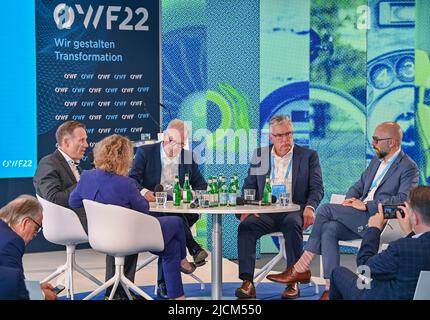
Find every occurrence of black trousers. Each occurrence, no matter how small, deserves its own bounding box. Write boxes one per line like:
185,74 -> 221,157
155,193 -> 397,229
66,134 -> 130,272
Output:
237,211 -> 303,281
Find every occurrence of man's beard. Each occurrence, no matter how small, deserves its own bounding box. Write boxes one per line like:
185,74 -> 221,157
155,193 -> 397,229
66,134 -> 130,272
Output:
375,148 -> 388,159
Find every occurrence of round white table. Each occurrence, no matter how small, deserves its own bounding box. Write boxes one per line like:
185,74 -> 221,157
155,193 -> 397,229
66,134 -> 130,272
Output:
150,201 -> 300,300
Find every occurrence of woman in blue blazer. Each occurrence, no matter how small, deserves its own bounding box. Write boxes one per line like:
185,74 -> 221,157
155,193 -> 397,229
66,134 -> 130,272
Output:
70,134 -> 194,300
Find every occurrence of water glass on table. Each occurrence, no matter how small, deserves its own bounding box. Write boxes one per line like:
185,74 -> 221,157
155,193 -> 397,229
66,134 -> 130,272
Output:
278,192 -> 290,207
155,192 -> 167,207
244,189 -> 256,201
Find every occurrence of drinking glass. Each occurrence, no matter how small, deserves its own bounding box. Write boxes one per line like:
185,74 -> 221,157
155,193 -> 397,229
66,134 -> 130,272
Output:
155,192 -> 167,207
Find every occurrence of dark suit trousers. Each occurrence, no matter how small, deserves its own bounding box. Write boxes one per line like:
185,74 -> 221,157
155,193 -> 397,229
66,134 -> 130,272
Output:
238,211 -> 303,280
329,266 -> 364,300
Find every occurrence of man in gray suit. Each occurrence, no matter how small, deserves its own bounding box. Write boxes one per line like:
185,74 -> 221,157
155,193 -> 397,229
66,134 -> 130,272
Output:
33,121 -> 88,231
267,121 -> 419,300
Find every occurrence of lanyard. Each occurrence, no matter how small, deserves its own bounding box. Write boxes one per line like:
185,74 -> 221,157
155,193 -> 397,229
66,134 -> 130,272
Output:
271,153 -> 293,182
369,154 -> 399,191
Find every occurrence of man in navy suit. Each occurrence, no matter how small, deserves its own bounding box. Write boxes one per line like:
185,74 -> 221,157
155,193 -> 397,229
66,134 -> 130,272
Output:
235,115 -> 324,299
267,122 -> 419,300
129,119 -> 208,299
0,195 -> 57,300
330,186 -> 430,300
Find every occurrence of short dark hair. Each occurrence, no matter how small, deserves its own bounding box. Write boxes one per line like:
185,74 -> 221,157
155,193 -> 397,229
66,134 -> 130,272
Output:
55,121 -> 86,145
409,186 -> 430,225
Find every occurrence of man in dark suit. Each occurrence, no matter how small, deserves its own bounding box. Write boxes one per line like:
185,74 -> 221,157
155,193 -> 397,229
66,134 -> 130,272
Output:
330,186 -> 430,300
235,115 -> 324,299
0,195 -> 57,300
267,121 -> 419,300
129,119 -> 208,299
33,121 -> 88,231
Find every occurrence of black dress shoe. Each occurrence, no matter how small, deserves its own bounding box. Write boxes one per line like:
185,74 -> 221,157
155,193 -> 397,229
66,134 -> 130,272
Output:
156,282 -> 169,300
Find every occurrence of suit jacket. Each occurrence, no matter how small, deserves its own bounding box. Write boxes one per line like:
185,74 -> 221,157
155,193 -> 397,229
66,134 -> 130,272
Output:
129,142 -> 207,191
346,150 -> 419,214
242,144 -> 324,211
69,168 -> 149,214
357,227 -> 430,300
0,220 -> 29,300
33,149 -> 87,230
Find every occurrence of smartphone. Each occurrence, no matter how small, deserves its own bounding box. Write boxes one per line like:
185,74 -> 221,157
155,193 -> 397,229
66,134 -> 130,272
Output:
382,204 -> 405,219
52,284 -> 65,295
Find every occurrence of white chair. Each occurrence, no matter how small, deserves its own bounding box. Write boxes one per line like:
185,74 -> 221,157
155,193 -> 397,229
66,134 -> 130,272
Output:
413,271 -> 430,300
136,254 -> 205,295
36,195 -> 102,300
254,232 -> 319,294
82,200 -> 165,300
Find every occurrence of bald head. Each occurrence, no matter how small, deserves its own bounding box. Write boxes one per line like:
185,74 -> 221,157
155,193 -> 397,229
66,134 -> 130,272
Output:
376,122 -> 403,145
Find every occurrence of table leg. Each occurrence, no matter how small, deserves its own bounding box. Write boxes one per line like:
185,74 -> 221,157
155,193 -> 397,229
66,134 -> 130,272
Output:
211,214 -> 222,300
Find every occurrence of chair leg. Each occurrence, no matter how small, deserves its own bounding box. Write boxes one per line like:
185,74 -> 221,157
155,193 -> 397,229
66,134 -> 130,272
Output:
74,263 -> 103,286
108,264 -> 123,300
120,282 -> 133,300
187,273 -> 205,290
121,275 -> 153,300
83,277 -> 116,300
41,264 -> 67,283
136,254 -> 158,272
319,256 -> 323,278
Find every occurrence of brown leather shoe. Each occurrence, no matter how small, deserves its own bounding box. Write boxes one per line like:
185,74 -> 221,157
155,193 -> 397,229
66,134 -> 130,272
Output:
319,290 -> 329,300
281,282 -> 300,299
266,266 -> 311,284
235,280 -> 256,299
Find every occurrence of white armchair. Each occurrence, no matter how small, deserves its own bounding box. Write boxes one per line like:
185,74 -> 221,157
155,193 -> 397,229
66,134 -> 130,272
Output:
36,195 -> 102,300
82,200 -> 164,300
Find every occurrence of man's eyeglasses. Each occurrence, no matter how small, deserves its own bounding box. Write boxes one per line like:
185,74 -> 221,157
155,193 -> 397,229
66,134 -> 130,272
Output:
28,217 -> 43,233
271,132 -> 293,139
372,136 -> 392,143
168,138 -> 185,147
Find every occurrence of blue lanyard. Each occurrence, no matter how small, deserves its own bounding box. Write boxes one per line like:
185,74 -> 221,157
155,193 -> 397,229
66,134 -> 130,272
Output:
271,153 -> 293,182
369,154 -> 399,191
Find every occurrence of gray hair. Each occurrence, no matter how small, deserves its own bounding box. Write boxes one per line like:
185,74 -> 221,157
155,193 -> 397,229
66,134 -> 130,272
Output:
269,115 -> 292,127
167,119 -> 189,137
0,195 -> 43,227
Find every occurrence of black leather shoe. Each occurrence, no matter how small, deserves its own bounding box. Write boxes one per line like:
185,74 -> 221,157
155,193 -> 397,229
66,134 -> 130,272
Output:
156,282 -> 169,300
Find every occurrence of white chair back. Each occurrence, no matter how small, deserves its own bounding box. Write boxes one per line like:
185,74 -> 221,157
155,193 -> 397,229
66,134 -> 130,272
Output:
413,271 -> 430,300
83,200 -> 164,257
36,195 -> 87,246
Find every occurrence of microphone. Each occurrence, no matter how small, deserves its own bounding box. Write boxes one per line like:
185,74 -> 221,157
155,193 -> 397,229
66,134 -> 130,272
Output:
153,184 -> 164,193
237,195 -> 277,206
160,103 -> 173,123
189,198 -> 200,208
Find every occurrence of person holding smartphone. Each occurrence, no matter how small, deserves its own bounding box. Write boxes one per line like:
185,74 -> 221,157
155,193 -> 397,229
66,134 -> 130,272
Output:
329,186 -> 430,300
0,195 -> 57,300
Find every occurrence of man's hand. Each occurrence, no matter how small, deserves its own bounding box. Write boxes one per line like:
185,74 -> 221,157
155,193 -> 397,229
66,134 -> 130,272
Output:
240,213 -> 260,222
397,203 -> 413,235
368,204 -> 387,230
343,198 -> 367,211
144,191 -> 156,202
303,207 -> 315,230
40,282 -> 57,301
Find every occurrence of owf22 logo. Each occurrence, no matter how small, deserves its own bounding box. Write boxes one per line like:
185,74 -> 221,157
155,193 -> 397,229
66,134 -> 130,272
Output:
53,3 -> 149,31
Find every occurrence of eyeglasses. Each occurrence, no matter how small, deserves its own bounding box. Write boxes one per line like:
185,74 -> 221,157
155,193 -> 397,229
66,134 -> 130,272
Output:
372,136 -> 392,143
28,217 -> 43,233
271,132 -> 293,139
168,139 -> 185,147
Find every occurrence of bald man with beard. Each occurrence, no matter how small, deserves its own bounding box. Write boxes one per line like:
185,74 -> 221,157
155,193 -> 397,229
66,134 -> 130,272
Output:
266,122 -> 419,300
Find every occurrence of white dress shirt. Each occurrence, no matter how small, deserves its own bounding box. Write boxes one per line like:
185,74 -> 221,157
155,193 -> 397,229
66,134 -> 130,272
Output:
58,148 -> 80,182
141,143 -> 180,196
270,146 -> 294,195
364,148 -> 401,202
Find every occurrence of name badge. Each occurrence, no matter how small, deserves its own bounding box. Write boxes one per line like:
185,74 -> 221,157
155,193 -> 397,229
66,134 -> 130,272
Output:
272,184 -> 286,199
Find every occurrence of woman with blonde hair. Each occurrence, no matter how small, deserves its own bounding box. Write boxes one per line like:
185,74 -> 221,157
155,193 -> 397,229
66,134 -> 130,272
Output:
70,134 -> 193,300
